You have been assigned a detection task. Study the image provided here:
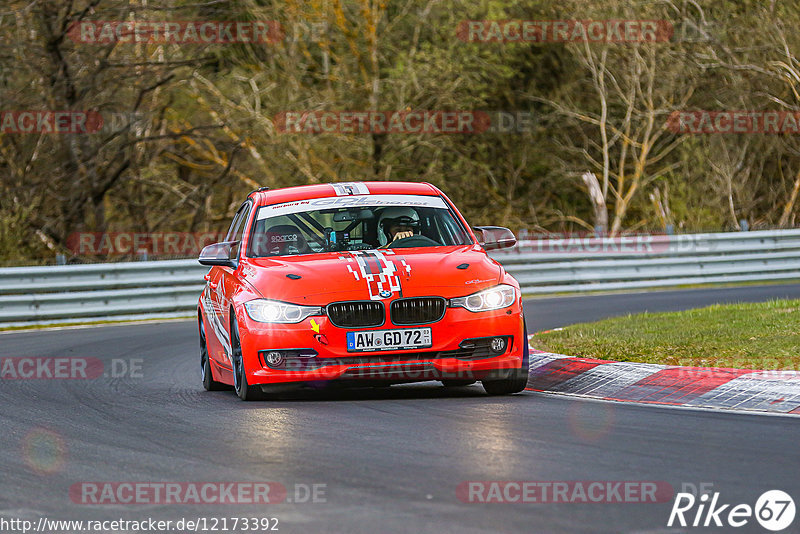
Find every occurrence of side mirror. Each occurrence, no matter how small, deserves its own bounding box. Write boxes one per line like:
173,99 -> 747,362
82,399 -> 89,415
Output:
198,241 -> 239,268
473,226 -> 516,251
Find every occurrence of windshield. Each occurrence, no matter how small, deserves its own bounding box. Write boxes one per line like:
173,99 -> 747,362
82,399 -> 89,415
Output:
248,194 -> 471,257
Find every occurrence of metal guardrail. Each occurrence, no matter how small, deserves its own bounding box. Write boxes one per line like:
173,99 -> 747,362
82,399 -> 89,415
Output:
0,260 -> 207,328
493,229 -> 800,293
1,229 -> 800,327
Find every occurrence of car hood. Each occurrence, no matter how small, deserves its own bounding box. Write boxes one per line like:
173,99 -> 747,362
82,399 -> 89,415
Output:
240,245 -> 504,304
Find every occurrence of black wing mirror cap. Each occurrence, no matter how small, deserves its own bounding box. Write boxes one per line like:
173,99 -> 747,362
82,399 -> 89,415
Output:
198,241 -> 239,268
473,226 -> 517,251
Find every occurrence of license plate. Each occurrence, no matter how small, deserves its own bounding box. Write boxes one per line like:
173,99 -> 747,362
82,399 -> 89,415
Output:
346,328 -> 432,352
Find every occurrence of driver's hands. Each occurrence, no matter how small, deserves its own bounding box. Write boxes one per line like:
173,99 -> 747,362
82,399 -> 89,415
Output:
392,231 -> 413,242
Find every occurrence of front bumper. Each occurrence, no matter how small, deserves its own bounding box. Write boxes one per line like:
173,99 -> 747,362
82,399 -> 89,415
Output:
237,303 -> 525,385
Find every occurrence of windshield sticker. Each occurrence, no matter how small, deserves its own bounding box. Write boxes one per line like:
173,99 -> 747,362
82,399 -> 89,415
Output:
258,194 -> 448,219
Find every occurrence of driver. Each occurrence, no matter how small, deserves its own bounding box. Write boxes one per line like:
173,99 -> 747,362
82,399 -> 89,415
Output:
378,207 -> 420,248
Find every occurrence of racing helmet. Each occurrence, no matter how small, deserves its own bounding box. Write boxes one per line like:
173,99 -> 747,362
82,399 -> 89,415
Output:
378,207 -> 420,246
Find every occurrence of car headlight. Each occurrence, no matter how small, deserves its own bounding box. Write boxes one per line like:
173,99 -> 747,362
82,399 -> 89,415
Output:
244,299 -> 322,323
450,284 -> 516,312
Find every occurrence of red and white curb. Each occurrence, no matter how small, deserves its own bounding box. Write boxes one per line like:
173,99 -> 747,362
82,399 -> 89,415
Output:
525,346 -> 800,416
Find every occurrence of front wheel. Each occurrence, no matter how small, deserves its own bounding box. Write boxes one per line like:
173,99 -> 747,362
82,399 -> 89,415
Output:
231,318 -> 266,401
482,325 -> 530,396
482,367 -> 528,395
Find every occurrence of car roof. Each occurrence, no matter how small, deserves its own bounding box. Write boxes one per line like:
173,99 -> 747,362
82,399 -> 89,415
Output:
248,181 -> 441,205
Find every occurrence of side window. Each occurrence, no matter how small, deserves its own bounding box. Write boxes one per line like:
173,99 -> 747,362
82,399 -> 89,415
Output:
226,203 -> 251,242
225,210 -> 243,242
225,202 -> 252,258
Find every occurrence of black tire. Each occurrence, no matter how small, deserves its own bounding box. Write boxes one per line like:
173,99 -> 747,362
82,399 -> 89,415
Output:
441,379 -> 476,387
482,367 -> 528,395
200,318 -> 225,391
231,318 -> 266,401
482,324 -> 530,396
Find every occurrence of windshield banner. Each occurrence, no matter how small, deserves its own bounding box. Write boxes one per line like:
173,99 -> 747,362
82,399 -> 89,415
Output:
256,194 -> 448,219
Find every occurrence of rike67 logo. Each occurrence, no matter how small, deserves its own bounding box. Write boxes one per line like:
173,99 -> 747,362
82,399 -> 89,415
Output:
668,489 -> 795,531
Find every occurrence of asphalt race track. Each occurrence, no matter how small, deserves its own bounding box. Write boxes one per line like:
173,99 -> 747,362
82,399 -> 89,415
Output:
2,284 -> 800,533
523,282 -> 800,332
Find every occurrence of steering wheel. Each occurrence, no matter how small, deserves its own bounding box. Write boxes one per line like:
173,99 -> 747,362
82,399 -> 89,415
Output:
387,235 -> 440,249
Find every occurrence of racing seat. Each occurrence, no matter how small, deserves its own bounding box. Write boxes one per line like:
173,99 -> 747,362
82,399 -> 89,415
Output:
253,223 -> 312,256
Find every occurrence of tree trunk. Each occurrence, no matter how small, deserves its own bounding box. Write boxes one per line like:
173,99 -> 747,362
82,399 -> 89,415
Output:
779,169 -> 800,228
582,172 -> 608,235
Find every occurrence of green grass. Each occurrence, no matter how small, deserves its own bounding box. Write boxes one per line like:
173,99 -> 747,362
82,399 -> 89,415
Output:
521,278 -> 800,299
531,299 -> 800,370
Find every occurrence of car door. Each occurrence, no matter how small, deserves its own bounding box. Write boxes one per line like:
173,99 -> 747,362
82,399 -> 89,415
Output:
204,203 -> 250,369
217,200 -> 253,355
